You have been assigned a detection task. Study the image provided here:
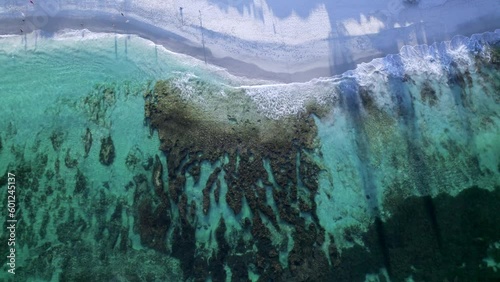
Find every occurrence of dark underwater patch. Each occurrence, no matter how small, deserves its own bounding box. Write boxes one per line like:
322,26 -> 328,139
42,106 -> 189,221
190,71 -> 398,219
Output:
331,186 -> 500,281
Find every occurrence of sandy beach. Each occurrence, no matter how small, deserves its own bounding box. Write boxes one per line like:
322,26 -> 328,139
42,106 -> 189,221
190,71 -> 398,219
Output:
0,0 -> 499,82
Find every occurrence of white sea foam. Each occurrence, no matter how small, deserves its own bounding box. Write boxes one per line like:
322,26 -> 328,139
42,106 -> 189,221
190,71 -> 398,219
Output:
355,30 -> 500,81
241,79 -> 337,119
170,72 -> 205,102
1,27 -> 498,121
0,34 -> 18,38
231,29 -> 500,119
237,29 -> 500,119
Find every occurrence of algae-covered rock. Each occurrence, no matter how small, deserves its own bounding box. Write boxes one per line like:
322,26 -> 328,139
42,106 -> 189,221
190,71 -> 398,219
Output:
74,169 -> 87,194
83,127 -> 93,158
142,77 -> 329,281
64,148 -> 78,168
50,130 -> 65,151
99,135 -> 115,166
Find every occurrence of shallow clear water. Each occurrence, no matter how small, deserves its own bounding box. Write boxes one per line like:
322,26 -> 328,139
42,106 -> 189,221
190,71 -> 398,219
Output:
0,30 -> 499,281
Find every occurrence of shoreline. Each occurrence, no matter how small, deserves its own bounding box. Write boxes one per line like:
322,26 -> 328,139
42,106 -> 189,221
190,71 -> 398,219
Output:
0,3 -> 499,82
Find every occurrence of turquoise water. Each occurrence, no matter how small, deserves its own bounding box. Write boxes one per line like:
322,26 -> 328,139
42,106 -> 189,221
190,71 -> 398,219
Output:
0,30 -> 499,281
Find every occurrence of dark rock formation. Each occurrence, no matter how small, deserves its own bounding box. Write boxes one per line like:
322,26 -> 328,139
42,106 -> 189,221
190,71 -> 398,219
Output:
137,198 -> 170,252
142,156 -> 153,170
420,81 -> 438,106
214,179 -> 221,204
152,155 -> 167,202
202,167 -> 220,214
330,186 -> 500,281
64,148 -> 78,168
492,46 -> 500,65
82,84 -> 117,127
50,130 -> 64,151
74,169 -> 87,194
99,135 -> 115,166
83,127 -> 93,157
142,78 -> 329,281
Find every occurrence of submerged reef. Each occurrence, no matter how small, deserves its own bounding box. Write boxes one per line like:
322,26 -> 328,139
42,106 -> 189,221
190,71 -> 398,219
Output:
143,78 -> 331,281
99,135 -> 116,166
327,186 -> 500,281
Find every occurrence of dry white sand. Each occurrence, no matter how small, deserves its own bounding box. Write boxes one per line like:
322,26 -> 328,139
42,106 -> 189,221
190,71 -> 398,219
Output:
0,0 -> 499,82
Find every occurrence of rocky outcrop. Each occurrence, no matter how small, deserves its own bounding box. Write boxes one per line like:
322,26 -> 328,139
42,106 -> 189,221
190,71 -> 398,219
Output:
142,78 -> 330,281
83,127 -> 93,158
99,135 -> 115,166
